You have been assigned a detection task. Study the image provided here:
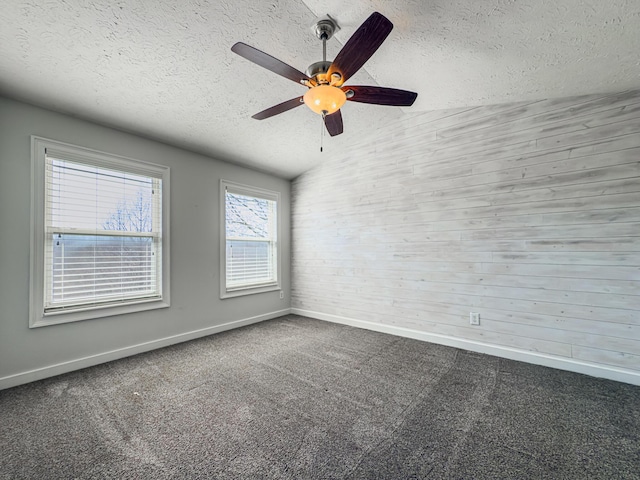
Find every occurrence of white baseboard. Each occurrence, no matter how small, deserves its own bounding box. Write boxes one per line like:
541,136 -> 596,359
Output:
291,308 -> 640,386
6,307 -> 637,390
0,309 -> 291,391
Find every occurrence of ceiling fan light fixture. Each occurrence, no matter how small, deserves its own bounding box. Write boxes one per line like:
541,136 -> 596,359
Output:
232,12 -> 417,137
303,85 -> 346,115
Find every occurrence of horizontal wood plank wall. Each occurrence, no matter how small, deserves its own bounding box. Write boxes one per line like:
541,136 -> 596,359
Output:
291,90 -> 640,380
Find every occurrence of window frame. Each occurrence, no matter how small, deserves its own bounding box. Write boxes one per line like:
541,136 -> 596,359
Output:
220,179 -> 281,299
29,136 -> 170,328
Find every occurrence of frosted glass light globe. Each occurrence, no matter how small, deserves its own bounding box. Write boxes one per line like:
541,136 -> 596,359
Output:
303,85 -> 347,115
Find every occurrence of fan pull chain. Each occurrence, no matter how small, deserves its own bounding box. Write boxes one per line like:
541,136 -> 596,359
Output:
320,113 -> 325,152
321,32 -> 328,152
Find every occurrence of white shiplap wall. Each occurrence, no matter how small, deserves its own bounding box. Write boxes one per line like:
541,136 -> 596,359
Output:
291,90 -> 640,384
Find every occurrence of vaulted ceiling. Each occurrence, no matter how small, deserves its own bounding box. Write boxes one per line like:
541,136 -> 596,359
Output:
1,0 -> 639,178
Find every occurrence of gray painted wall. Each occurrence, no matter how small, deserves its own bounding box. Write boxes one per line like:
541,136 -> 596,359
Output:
0,96 -> 291,388
291,90 -> 640,384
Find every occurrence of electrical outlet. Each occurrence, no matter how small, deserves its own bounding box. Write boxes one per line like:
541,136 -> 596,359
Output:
279,291 -> 284,299
469,312 -> 480,325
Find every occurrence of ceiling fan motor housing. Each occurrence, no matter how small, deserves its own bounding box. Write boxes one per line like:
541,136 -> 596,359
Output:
305,61 -> 331,80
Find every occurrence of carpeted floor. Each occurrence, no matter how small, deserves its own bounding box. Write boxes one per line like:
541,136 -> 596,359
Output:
1,315 -> 639,479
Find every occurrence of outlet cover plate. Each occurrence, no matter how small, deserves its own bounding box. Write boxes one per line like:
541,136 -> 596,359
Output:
470,312 -> 480,325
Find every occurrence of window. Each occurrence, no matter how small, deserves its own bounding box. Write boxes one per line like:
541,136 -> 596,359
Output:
221,180 -> 280,298
30,137 -> 170,327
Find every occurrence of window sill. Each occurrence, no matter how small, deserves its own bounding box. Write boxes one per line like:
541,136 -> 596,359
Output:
30,298 -> 170,328
221,283 -> 280,299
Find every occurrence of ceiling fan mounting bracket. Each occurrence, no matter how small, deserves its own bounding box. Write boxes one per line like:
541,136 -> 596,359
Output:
311,15 -> 340,41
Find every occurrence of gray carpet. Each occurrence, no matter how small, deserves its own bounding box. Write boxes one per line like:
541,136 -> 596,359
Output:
1,315 -> 639,479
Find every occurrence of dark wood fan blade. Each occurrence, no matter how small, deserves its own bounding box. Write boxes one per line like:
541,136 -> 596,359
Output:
327,12 -> 393,86
343,86 -> 418,106
252,96 -> 304,120
231,42 -> 311,85
324,110 -> 343,136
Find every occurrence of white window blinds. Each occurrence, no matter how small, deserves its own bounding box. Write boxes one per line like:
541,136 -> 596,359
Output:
44,151 -> 163,310
224,184 -> 278,291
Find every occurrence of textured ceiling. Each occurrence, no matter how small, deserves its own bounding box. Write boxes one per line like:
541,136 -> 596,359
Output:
1,0 -> 639,178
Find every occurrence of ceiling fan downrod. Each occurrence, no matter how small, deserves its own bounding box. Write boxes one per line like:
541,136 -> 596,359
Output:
305,16 -> 340,85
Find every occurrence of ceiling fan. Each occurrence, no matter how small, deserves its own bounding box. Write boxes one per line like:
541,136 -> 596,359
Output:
231,12 -> 418,137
